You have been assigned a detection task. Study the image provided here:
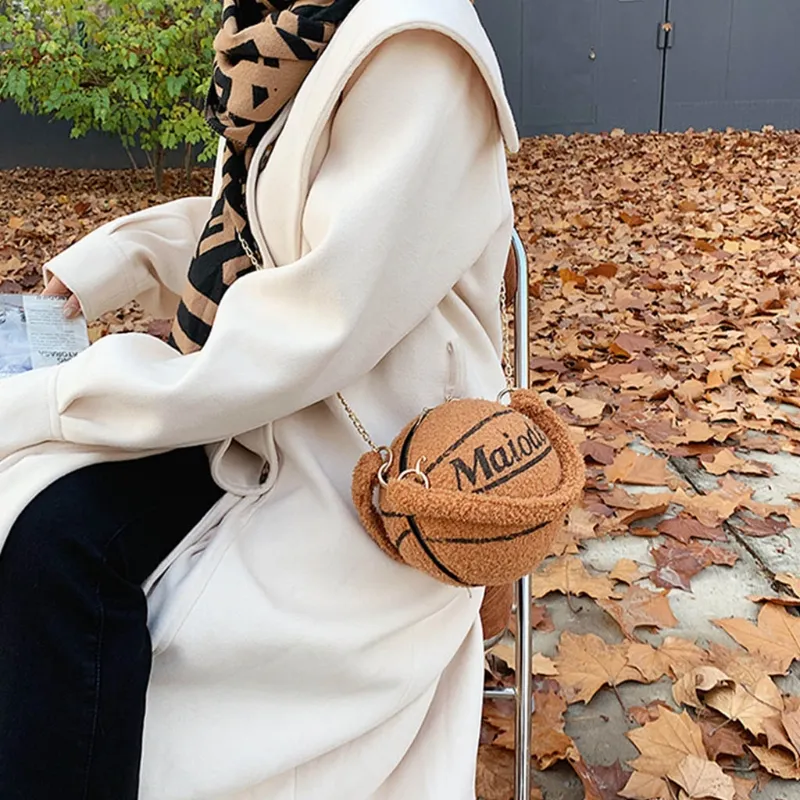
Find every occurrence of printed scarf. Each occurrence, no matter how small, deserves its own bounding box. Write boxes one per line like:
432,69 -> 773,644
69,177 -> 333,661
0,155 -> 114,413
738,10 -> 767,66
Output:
170,0 -> 359,354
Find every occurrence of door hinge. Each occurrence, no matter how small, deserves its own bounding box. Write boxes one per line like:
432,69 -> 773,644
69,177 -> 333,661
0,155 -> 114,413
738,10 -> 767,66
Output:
657,21 -> 674,50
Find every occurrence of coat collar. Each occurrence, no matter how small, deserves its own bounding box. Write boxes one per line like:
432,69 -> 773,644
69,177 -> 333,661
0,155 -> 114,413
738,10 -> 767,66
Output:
243,0 -> 519,267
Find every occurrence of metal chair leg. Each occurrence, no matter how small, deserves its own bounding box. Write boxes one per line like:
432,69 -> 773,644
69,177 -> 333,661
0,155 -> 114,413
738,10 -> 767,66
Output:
511,229 -> 532,800
482,230 -> 534,800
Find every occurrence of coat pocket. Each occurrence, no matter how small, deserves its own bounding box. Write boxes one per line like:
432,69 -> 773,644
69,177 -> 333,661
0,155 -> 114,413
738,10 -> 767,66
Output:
146,493 -> 258,655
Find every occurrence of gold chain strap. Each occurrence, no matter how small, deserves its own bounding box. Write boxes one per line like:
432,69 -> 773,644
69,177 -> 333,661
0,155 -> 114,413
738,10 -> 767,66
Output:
499,279 -> 515,390
237,230 -> 515,453
336,392 -> 380,452
236,229 -> 263,269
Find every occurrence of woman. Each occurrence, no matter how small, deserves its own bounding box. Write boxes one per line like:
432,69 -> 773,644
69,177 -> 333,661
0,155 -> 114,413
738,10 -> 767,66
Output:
0,0 -> 518,797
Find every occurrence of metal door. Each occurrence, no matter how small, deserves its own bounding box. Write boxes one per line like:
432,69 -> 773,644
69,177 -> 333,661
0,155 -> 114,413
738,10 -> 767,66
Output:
662,0 -> 800,132
476,0 -> 668,137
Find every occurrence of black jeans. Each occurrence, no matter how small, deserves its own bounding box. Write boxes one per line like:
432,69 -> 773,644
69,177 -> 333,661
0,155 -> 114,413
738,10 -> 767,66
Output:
0,447 -> 224,800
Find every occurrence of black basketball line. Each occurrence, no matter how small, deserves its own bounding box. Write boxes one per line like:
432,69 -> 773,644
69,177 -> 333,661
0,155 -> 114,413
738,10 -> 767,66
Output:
473,445 -> 554,494
423,408 -> 516,475
425,519 -> 551,545
395,529 -> 412,548
399,418 -> 468,585
407,515 -> 468,585
378,505 -> 406,519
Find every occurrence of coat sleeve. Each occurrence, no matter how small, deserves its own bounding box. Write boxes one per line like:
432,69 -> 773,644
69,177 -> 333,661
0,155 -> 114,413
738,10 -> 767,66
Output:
1,30 -> 509,455
43,196 -> 213,321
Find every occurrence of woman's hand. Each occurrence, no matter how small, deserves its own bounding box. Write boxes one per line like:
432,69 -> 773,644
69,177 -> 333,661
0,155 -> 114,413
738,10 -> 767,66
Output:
42,276 -> 82,319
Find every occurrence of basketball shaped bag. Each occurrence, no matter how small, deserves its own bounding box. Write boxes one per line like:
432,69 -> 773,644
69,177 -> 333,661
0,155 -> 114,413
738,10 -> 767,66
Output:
348,388 -> 585,587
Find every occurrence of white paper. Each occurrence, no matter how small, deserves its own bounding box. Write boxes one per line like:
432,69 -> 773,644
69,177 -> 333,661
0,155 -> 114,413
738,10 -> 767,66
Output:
0,295 -> 89,379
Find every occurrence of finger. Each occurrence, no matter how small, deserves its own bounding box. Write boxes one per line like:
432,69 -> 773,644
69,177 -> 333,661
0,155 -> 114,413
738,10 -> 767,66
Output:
42,276 -> 71,297
63,296 -> 83,319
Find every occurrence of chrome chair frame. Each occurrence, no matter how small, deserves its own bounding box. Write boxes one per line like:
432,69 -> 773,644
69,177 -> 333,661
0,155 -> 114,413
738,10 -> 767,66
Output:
483,229 -> 533,800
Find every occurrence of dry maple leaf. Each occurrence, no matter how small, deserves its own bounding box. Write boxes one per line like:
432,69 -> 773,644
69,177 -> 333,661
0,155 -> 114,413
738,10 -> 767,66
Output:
748,745 -> 800,780
761,713 -> 798,758
554,632 -> 638,704
596,585 -> 678,639
657,637 -> 710,679
619,637 -> 706,686
619,771 -> 670,800
730,512 -> 789,539
657,514 -> 726,544
699,449 -> 773,477
666,754 -> 735,800
776,573 -> 800,598
489,644 -> 558,678
672,484 -> 751,526
564,395 -> 607,421
605,448 -> 670,486
626,708 -> 707,779
746,593 -> 800,608
730,775 -> 756,800
706,641 -> 788,682
580,439 -> 616,465
714,604 -> 800,674
475,744 -> 515,800
531,556 -> 617,601
610,558 -> 648,585
649,542 -> 708,592
696,711 -> 748,760
531,688 -> 578,769
705,675 -> 783,737
569,757 -> 631,800
782,708 -> 800,755
672,666 -> 732,709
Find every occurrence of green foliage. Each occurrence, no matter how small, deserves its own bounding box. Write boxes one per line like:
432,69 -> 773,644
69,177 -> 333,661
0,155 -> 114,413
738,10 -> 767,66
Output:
0,0 -> 220,187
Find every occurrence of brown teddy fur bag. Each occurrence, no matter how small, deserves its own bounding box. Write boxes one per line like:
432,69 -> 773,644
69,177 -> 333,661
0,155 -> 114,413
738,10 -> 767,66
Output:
349,388 -> 585,587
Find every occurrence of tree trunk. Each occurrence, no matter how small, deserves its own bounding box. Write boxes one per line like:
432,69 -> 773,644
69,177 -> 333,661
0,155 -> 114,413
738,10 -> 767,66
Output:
152,145 -> 165,193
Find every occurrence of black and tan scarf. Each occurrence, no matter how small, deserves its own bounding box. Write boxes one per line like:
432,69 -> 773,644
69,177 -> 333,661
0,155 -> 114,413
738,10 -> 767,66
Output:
170,0 -> 359,354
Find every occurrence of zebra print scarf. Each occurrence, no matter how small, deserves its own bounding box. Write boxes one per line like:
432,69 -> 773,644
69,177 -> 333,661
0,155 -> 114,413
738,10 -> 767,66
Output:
170,0 -> 359,354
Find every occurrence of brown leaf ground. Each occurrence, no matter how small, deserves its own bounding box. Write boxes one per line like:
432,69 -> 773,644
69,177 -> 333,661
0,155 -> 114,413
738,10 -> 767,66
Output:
3,131 -> 800,800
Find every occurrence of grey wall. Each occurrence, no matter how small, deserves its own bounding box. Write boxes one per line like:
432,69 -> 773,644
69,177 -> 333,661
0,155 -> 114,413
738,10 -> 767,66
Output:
662,0 -> 800,132
476,0 -> 800,138
4,0 -> 800,167
0,100 -> 192,169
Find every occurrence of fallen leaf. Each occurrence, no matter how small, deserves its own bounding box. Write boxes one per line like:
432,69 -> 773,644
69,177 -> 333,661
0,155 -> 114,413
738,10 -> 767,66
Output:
564,395 -> 607,421
731,512 -> 789,539
554,632 -> 637,704
730,776 -> 756,800
626,709 -> 707,777
605,449 -> 670,486
532,652 -> 559,677
775,573 -> 800,598
580,440 -> 617,465
672,666 -> 732,709
532,556 -> 617,600
714,604 -> 800,673
666,754 -> 735,800
570,757 -> 631,800
619,771 -> 670,800
531,688 -> 578,769
705,675 -> 783,736
597,585 -> 678,638
749,745 -> 800,780
697,712 -> 748,760
699,449 -> 774,477
610,558 -> 648,585
746,593 -> 800,607
657,515 -> 726,544
476,744 -> 515,800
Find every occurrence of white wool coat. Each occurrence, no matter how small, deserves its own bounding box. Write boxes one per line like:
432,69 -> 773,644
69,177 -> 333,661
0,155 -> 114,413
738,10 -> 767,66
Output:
0,0 -> 519,797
